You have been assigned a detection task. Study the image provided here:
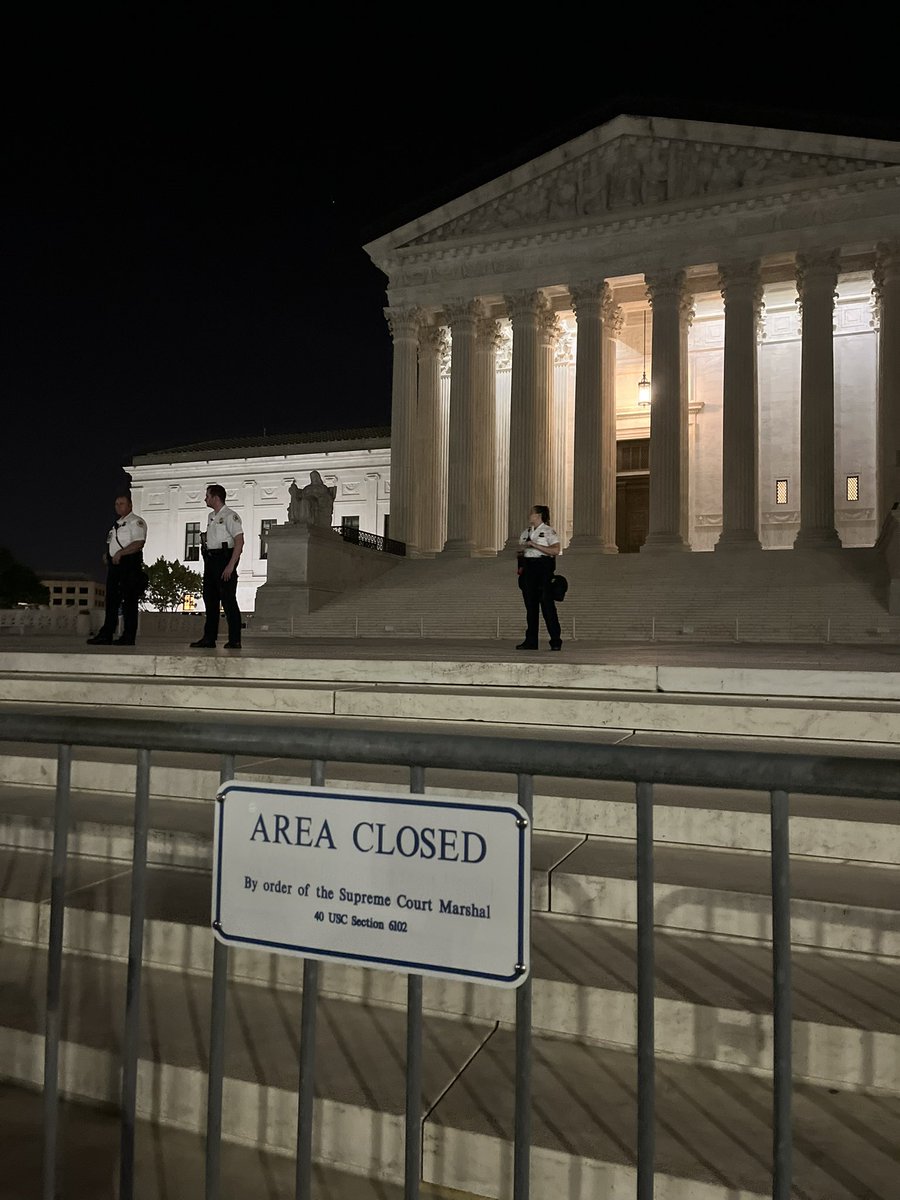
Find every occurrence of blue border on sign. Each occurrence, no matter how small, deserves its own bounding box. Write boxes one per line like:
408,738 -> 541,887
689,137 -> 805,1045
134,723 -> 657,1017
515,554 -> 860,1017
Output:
214,782 -> 529,984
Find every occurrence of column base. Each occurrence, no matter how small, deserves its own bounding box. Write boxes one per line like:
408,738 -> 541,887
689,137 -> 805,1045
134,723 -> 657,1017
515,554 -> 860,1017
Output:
792,528 -> 843,550
640,533 -> 690,553
441,539 -> 478,557
715,531 -> 762,552
566,536 -> 619,555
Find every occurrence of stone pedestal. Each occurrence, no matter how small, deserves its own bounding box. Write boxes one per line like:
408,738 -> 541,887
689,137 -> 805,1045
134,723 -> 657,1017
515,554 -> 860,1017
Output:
253,524 -> 400,622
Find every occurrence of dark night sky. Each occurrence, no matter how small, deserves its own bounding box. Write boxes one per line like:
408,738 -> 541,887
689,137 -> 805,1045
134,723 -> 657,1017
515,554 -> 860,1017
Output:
2,18 -> 898,576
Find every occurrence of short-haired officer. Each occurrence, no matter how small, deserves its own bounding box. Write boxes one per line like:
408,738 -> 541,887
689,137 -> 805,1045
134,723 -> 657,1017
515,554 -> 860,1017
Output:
190,483 -> 244,649
86,489 -> 147,646
516,504 -> 562,651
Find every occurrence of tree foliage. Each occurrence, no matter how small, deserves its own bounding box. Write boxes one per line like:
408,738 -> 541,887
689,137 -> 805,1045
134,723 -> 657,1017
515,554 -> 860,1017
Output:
0,546 -> 50,608
143,557 -> 203,612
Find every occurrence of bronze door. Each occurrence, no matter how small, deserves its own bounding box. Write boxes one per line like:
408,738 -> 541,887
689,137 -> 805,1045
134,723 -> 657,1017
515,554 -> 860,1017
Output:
616,476 -> 649,553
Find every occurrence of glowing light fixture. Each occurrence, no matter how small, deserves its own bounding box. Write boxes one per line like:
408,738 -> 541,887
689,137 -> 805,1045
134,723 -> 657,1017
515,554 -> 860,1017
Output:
637,310 -> 651,406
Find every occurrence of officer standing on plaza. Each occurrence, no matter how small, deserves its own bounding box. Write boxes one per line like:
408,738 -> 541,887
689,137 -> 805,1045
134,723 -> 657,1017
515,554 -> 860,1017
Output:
190,483 -> 244,649
516,504 -> 563,651
86,489 -> 147,646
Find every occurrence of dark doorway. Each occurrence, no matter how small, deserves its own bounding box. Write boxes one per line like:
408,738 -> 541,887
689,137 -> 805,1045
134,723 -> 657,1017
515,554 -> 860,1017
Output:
616,438 -> 650,553
616,476 -> 650,553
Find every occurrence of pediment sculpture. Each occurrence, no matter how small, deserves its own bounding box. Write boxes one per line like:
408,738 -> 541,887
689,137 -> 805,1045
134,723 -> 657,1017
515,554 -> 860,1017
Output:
412,134 -> 895,243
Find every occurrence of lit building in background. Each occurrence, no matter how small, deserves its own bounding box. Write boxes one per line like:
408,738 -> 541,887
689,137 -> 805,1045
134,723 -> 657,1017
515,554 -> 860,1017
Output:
39,571 -> 106,609
127,427 -> 391,613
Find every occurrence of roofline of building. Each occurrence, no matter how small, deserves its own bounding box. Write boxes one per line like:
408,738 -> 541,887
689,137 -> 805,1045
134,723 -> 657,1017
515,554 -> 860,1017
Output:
129,427 -> 391,467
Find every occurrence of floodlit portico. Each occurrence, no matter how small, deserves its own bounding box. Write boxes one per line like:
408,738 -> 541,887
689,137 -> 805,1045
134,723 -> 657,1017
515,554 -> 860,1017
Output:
367,115 -> 899,558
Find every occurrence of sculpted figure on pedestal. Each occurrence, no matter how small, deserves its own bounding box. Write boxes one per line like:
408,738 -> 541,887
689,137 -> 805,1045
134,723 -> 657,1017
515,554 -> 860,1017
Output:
288,470 -> 337,527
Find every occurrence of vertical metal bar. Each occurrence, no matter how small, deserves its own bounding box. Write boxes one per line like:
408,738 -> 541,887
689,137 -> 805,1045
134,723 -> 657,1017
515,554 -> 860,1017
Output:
296,757 -> 326,1200
405,765 -> 426,1200
771,789 -> 793,1200
119,749 -> 151,1200
514,773 -> 534,1200
205,752 -> 235,1200
636,780 -> 655,1200
43,744 -> 72,1200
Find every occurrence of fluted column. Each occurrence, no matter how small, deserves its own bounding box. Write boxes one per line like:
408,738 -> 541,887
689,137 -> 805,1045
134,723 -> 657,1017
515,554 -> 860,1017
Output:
793,252 -> 842,549
538,308 -> 562,530
642,270 -> 691,552
875,242 -> 900,530
716,261 -> 763,552
472,315 -> 501,555
443,300 -> 480,554
386,306 -> 421,551
414,324 -> 448,556
503,291 -> 547,550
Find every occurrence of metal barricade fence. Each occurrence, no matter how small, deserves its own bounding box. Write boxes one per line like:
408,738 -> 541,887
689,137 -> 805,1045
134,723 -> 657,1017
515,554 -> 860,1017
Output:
2,709 -> 899,1200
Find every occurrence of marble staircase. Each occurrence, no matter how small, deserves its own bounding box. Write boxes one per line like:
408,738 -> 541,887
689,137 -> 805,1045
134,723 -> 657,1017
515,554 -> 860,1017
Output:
249,546 -> 900,644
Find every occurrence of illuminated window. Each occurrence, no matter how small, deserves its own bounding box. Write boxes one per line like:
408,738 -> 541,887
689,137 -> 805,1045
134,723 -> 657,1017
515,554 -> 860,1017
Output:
341,515 -> 360,531
184,522 -> 201,561
259,518 -> 277,560
775,479 -> 789,505
847,474 -> 860,502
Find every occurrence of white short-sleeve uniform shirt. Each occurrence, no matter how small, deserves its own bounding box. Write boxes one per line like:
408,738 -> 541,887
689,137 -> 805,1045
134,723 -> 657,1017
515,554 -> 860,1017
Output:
107,511 -> 147,557
206,505 -> 243,550
518,522 -> 560,557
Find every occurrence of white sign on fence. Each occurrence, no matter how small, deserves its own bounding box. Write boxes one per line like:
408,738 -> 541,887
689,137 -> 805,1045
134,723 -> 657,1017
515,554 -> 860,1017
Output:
212,780 -> 531,988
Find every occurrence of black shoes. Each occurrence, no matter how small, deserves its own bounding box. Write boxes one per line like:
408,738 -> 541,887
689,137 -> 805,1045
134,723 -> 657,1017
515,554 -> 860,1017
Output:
224,641 -> 242,649
516,641 -> 538,650
190,639 -> 216,648
550,642 -> 563,651
85,634 -> 112,645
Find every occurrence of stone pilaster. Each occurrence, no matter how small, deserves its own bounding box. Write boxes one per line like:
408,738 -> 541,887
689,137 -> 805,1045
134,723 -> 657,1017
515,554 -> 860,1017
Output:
242,480 -> 257,567
385,306 -> 422,551
414,324 -> 448,556
472,315 -> 502,555
442,300 -> 481,555
874,242 -> 900,531
716,261 -> 763,552
793,252 -> 842,549
642,270 -> 691,552
503,290 -> 547,550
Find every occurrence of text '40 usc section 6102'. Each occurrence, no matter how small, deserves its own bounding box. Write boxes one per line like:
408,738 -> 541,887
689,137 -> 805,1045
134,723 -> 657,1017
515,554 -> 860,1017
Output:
212,781 -> 531,988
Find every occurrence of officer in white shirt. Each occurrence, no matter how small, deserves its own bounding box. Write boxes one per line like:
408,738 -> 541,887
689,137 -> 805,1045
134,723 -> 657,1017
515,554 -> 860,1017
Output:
190,483 -> 244,649
516,505 -> 563,651
86,490 -> 147,646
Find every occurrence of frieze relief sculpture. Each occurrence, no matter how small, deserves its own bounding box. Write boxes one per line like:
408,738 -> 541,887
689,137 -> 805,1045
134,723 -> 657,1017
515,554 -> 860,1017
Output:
288,470 -> 337,527
414,137 -> 892,241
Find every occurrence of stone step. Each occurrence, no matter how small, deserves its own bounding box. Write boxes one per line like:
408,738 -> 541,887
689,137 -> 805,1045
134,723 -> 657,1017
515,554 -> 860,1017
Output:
1,941 -> 896,1200
3,674 -> 898,745
3,845 -> 898,1091
0,1081 -> 473,1200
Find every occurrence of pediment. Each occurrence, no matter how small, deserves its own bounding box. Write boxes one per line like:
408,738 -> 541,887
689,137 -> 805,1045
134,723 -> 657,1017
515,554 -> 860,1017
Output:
391,116 -> 900,250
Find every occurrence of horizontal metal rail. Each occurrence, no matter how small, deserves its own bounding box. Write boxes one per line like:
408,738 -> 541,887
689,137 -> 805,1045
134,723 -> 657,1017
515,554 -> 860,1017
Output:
2,710 -> 900,799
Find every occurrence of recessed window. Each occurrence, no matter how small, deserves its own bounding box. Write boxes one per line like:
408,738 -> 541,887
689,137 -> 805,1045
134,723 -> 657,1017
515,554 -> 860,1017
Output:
775,479 -> 789,505
184,522 -> 201,561
341,515 -> 360,532
846,474 -> 860,502
78,586 -> 88,594
259,518 -> 277,560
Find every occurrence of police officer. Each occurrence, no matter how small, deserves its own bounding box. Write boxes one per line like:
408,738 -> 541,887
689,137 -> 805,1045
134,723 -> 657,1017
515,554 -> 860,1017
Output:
516,504 -> 563,651
86,489 -> 147,646
190,483 -> 244,649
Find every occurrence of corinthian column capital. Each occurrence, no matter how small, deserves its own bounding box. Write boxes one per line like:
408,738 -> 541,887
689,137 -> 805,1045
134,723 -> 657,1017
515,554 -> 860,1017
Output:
503,289 -> 548,323
476,316 -> 503,351
570,280 -> 609,317
419,323 -> 449,357
873,240 -> 900,306
385,306 -> 423,341
602,295 -> 624,337
444,298 -> 485,329
645,269 -> 686,308
795,249 -> 840,308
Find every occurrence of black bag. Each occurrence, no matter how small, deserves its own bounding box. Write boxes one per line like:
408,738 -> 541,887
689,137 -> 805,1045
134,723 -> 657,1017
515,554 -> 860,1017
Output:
550,573 -> 568,602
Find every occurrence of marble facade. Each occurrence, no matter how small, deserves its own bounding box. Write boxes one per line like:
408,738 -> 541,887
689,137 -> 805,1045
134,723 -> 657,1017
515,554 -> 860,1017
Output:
365,114 -> 900,558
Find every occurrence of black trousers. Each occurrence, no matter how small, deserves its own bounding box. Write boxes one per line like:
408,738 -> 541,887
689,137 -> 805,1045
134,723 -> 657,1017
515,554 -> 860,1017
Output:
98,559 -> 143,642
202,549 -> 241,643
520,556 -> 561,646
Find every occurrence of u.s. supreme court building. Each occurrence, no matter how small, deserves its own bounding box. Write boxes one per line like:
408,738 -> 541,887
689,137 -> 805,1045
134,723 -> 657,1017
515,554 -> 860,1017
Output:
130,113 -> 900,612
